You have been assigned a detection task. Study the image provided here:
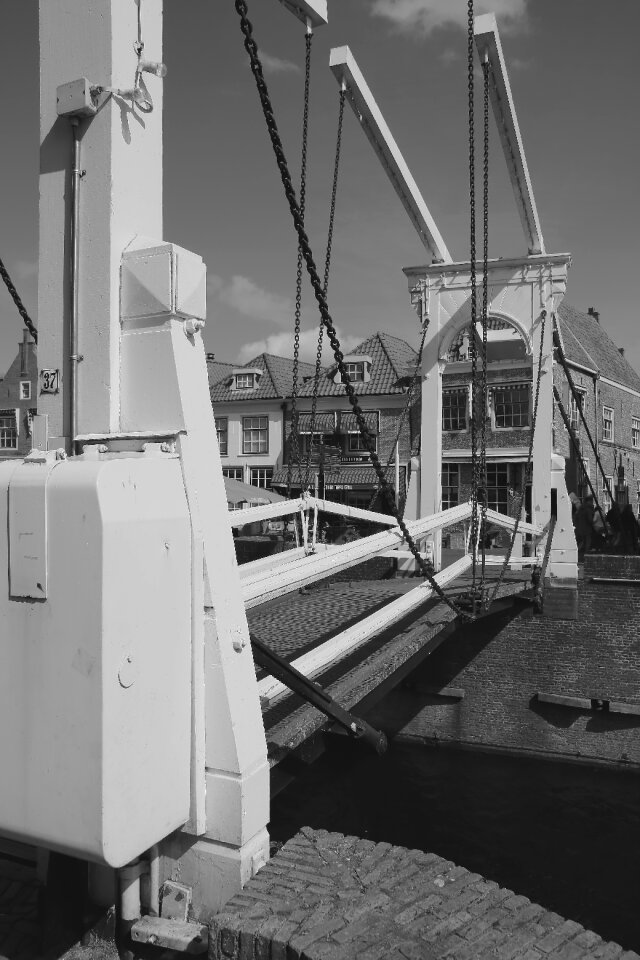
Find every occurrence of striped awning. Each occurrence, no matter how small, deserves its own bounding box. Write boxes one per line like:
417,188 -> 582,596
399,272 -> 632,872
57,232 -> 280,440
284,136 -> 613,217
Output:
293,412 -> 336,434
339,411 -> 379,434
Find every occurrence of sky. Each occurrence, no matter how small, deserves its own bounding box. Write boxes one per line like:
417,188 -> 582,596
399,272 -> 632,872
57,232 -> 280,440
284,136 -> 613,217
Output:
1,0 -> 639,377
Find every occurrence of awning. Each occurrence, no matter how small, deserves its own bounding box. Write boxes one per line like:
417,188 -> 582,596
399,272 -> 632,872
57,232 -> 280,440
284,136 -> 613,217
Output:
224,477 -> 287,508
294,412 -> 336,434
339,411 -> 379,434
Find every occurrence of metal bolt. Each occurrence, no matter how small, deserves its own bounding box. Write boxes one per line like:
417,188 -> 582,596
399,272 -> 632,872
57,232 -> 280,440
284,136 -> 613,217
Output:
97,444 -> 108,454
160,442 -> 174,454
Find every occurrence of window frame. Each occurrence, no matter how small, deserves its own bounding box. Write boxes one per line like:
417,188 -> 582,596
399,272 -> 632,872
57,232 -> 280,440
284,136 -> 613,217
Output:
19,381 -> 31,401
249,467 -> 273,489
632,417 -> 640,450
215,416 -> 228,457
235,373 -> 256,390
344,361 -> 365,383
602,476 -> 614,512
486,463 -> 510,514
222,466 -> 244,481
347,432 -> 377,453
441,463 -> 460,510
242,415 -> 269,455
491,384 -> 531,430
442,389 -> 468,432
569,387 -> 586,431
602,405 -> 614,442
0,409 -> 18,449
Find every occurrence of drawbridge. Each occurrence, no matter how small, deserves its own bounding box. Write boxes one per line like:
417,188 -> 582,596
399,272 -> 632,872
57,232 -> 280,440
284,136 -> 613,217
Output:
0,0 -> 579,946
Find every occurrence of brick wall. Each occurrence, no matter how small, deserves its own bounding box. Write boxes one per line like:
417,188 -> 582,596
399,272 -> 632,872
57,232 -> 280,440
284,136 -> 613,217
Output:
370,569 -> 640,766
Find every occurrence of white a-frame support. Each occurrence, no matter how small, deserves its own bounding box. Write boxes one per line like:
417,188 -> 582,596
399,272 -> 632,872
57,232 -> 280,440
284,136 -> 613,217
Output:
277,0 -> 328,28
474,14 -> 545,256
329,46 -> 451,264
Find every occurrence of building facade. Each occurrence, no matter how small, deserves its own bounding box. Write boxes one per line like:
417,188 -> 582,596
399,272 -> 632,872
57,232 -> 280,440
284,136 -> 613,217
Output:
209,332 -> 422,512
0,330 -> 38,459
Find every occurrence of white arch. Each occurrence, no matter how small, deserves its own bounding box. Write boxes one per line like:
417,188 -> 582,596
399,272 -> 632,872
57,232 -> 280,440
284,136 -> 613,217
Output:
439,309 -> 533,362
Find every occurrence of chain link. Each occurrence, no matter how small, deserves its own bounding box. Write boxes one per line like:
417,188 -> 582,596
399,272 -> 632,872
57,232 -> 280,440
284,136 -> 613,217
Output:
0,257 -> 38,344
303,86 -> 346,493
479,57 -> 490,588
287,30 -> 312,498
467,0 -> 479,600
234,0 -> 473,621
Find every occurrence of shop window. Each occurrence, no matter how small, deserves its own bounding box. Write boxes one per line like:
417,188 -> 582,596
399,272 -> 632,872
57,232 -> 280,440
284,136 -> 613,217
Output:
442,463 -> 459,509
215,417 -> 228,456
243,416 -> 268,454
442,389 -> 467,431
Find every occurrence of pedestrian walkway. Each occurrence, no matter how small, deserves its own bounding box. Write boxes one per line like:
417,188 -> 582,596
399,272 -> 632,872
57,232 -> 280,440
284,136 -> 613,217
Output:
211,827 -> 639,960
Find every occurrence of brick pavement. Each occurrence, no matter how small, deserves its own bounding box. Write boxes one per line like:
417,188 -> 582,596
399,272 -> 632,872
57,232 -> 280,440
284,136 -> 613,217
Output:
211,828 -> 639,960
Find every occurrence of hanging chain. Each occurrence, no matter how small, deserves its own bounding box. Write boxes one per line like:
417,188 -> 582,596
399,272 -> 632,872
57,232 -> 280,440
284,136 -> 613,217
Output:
303,85 -> 346,493
467,0 -> 479,599
287,29 -> 312,498
479,56 -> 490,588
234,0 -> 474,621
487,310 -> 547,607
366,319 -> 428,512
0,257 -> 38,344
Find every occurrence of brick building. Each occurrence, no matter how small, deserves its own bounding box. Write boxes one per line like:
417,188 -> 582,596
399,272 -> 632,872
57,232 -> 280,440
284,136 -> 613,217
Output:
209,331 -> 421,511
554,304 -> 640,515
0,330 -> 38,459
439,303 -> 640,539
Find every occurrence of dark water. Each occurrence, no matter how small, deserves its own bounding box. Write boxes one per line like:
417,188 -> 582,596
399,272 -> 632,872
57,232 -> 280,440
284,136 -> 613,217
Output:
269,740 -> 640,952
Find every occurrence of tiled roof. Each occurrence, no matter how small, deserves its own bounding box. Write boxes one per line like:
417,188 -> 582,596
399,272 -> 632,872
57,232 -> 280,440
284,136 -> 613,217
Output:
297,331 -> 419,397
207,360 -> 234,390
557,303 -> 640,393
271,464 -> 405,488
210,353 -> 317,402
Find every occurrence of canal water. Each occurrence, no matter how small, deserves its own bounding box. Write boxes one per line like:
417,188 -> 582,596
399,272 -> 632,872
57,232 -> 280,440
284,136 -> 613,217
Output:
269,740 -> 640,952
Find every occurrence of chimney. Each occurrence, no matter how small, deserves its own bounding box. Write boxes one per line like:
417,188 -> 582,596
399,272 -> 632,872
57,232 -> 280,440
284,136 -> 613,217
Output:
206,353 -> 216,363
619,347 -> 625,357
587,306 -> 600,323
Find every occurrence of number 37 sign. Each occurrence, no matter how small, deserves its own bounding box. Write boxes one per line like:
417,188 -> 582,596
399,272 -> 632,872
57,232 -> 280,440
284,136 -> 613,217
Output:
40,369 -> 60,394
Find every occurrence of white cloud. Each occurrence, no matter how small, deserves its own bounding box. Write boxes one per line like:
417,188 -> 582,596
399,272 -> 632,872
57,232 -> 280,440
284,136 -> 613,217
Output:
210,274 -> 295,327
261,52 -> 300,75
238,326 -> 363,366
370,0 -> 529,37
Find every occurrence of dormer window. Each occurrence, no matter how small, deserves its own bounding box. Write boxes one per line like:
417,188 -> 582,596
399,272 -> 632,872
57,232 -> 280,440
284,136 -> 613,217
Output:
345,362 -> 365,383
333,355 -> 372,385
232,367 -> 262,391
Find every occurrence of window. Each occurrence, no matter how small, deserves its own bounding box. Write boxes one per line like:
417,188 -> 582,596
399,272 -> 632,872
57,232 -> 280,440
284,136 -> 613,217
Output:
602,406 -> 614,442
236,373 -> 256,390
242,416 -> 268,454
602,476 -> 613,513
300,433 -> 335,456
486,464 -> 509,514
348,433 -> 377,453
442,389 -> 467,431
345,362 -> 365,383
569,388 -> 586,431
442,463 -> 459,509
637,480 -> 640,514
633,417 -> 640,450
19,381 -> 31,401
250,467 -> 273,489
222,466 -> 243,481
0,410 -> 18,449
493,385 -> 530,428
215,417 -> 228,456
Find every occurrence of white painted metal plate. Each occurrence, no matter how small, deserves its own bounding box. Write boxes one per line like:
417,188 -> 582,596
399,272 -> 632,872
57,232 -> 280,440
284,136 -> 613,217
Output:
8,457 -> 60,599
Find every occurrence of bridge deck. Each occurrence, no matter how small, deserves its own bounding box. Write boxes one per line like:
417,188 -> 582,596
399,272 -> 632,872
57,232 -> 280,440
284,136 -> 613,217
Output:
212,827 -> 636,960
247,557 -> 531,765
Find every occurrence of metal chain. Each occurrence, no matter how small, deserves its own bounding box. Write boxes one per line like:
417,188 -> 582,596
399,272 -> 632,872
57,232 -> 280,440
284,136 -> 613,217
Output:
287,30 -> 312,498
467,0 -> 479,599
366,319 -> 428,512
303,86 -> 346,492
234,0 -> 474,621
487,310 -> 546,606
0,257 -> 38,344
479,57 -> 490,587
